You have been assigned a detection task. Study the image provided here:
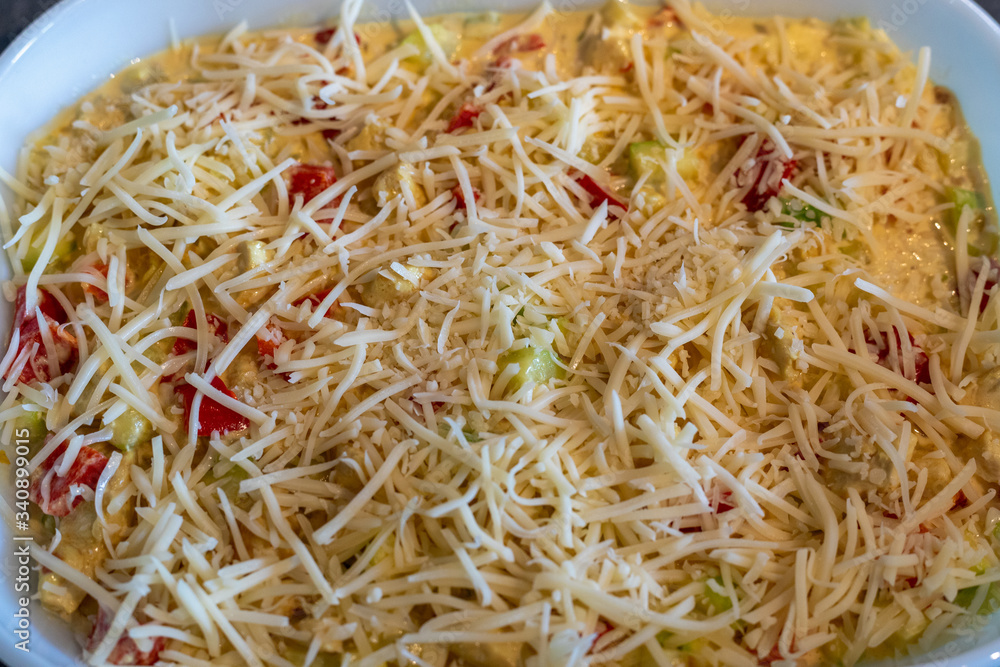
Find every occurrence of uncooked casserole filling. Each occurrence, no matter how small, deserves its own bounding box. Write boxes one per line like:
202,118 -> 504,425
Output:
2,1 -> 1000,665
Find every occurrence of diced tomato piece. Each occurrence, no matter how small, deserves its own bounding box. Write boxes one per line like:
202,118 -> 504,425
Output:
574,172 -> 628,215
87,606 -> 165,666
255,321 -> 287,371
736,139 -> 797,212
176,376 -> 249,437
287,164 -> 339,205
19,284 -> 67,323
292,99 -> 328,126
293,98 -> 334,124
82,263 -> 111,302
451,184 -> 481,211
173,311 -> 229,357
81,262 -> 132,303
446,103 -> 482,134
620,62 -> 634,74
291,98 -> 342,141
29,442 -> 109,517
716,490 -> 735,514
316,27 -> 362,47
410,397 -> 445,415
758,643 -> 788,666
969,257 -> 1000,314
5,285 -> 77,386
867,327 -> 930,385
293,288 -> 343,319
592,619 -> 613,646
494,33 -> 546,59
315,27 -> 337,45
586,619 -> 615,655
649,6 -> 680,27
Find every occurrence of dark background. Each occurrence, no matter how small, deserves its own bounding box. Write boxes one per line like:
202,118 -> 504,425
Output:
4,0 -> 1000,50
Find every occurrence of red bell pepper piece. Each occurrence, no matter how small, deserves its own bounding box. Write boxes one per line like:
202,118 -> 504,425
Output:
5,285 -> 77,386
292,98 -> 328,126
293,288 -> 342,319
446,103 -> 482,134
451,184 -> 481,211
494,33 -> 546,59
82,263 -> 111,302
574,173 -> 628,214
736,139 -> 797,212
287,164 -> 339,205
315,27 -> 337,45
866,327 -> 930,385
255,321 -> 287,371
649,6 -> 681,27
715,490 -> 735,514
291,98 -> 342,141
87,606 -> 165,666
176,376 -> 249,437
29,442 -> 109,517
969,257 -> 1000,314
316,27 -> 362,47
173,310 -> 229,357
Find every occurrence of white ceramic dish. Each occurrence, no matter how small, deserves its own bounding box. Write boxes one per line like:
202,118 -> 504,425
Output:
2,0 -> 1000,665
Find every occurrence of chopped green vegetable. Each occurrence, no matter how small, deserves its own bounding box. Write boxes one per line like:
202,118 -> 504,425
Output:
943,186 -> 998,256
497,346 -> 565,394
401,24 -> 458,73
23,233 -> 76,272
14,409 -> 47,453
779,198 -> 826,227
208,464 -> 254,510
954,582 -> 1000,615
679,638 -> 707,653
284,644 -> 342,667
948,186 -> 985,225
704,575 -> 734,612
438,422 -> 482,443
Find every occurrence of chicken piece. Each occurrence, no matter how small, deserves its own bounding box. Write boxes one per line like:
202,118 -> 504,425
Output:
235,240 -> 273,308
824,435 -> 896,497
373,163 -> 428,210
222,348 -> 262,397
361,264 -> 434,308
578,0 -> 643,73
967,366 -> 1000,411
40,448 -> 136,615
913,443 -> 954,498
346,118 -> 388,153
954,430 -> 1000,483
760,305 -> 807,388
110,407 -> 152,452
